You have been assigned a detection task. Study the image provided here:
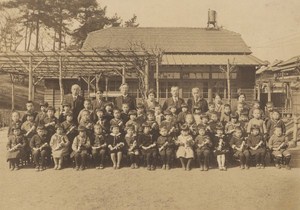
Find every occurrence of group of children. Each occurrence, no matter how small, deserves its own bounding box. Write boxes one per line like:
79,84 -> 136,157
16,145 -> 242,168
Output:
6,98 -> 292,172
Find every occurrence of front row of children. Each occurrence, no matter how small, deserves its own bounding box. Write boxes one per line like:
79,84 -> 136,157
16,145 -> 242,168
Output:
6,114 -> 292,171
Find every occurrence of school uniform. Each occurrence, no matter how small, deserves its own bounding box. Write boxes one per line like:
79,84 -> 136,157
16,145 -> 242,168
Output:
229,136 -> 250,166
156,135 -> 175,165
125,134 -> 139,165
7,120 -> 22,137
160,120 -> 178,137
95,118 -> 109,136
246,118 -> 267,134
78,119 -> 94,140
145,120 -> 159,141
246,134 -> 266,165
30,134 -> 51,168
220,112 -> 231,126
77,108 -> 94,123
187,97 -> 208,113
42,116 -> 58,141
58,111 -> 68,124
61,120 -> 77,145
21,120 -> 36,159
71,135 -> 91,168
91,134 -> 107,166
50,134 -> 70,158
35,111 -> 47,126
22,111 -> 38,123
208,120 -> 222,134
176,134 -> 194,159
186,123 -> 198,138
268,135 -> 291,160
64,94 -> 84,124
106,133 -> 125,154
162,97 -> 185,114
212,134 -> 229,156
139,133 -> 157,166
266,119 -> 286,138
6,134 -> 26,162
155,113 -> 164,126
125,120 -> 140,133
121,112 -> 130,124
110,118 -> 125,132
194,135 -> 212,168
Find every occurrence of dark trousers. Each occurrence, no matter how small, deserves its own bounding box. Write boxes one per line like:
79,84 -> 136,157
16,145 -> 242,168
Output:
129,154 -> 139,164
234,150 -> 250,165
142,149 -> 157,166
32,149 -> 49,167
92,149 -> 106,165
196,149 -> 210,167
159,148 -> 173,165
74,151 -> 88,167
248,148 -> 266,165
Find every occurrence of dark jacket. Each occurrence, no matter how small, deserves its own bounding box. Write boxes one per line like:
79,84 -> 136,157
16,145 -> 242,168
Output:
64,94 -> 85,123
187,98 -> 208,113
115,95 -> 136,110
162,97 -> 185,114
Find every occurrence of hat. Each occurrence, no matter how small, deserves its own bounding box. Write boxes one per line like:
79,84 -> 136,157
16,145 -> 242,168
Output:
128,110 -> 137,116
37,125 -> 45,130
181,103 -> 188,108
142,122 -> 151,128
47,106 -> 55,112
78,125 -> 86,132
39,102 -> 48,107
26,111 -> 34,117
163,110 -> 172,116
215,124 -> 224,131
180,124 -> 189,131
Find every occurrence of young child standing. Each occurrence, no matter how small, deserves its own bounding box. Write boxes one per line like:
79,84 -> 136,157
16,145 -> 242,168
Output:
247,125 -> 266,169
193,106 -> 202,125
225,113 -> 240,138
79,110 -> 94,140
266,110 -> 286,141
22,101 -> 38,123
61,112 -> 77,146
154,105 -> 164,126
77,99 -> 94,123
110,109 -> 125,133
124,125 -> 139,169
94,108 -> 109,135
156,126 -> 175,170
121,103 -> 130,124
50,125 -> 70,170
58,103 -> 71,123
194,125 -> 212,171
91,124 -> 107,169
176,124 -> 194,171
206,102 -> 216,119
6,126 -> 25,170
126,110 -> 139,133
184,114 -> 198,138
71,126 -> 91,171
209,111 -> 222,134
230,127 -> 250,169
107,124 -> 125,169
139,122 -> 157,171
30,125 -> 50,171
42,106 -> 58,142
268,126 -> 291,170
246,108 -> 267,136
161,110 -> 178,138
35,102 -> 48,125
220,104 -> 231,126
213,125 -> 229,171
8,111 -> 22,137
177,103 -> 189,126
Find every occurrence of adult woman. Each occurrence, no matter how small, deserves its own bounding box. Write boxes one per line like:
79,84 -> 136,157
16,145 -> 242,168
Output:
237,93 -> 250,113
214,94 -> 224,114
144,89 -> 159,111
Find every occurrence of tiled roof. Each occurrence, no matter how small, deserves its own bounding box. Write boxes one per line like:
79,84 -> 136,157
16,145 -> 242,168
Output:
162,54 -> 265,66
82,27 -> 252,54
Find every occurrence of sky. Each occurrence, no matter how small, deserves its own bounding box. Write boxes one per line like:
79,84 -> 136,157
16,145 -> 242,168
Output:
99,0 -> 300,62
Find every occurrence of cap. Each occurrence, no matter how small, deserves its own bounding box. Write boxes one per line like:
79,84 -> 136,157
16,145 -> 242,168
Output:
197,124 -> 206,130
65,111 -> 73,117
26,111 -> 34,117
78,125 -> 86,132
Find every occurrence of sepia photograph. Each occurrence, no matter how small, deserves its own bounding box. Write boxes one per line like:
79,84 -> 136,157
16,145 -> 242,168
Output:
0,0 -> 299,210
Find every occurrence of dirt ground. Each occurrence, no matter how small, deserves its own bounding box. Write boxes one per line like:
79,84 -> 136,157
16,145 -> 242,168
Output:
0,128 -> 299,210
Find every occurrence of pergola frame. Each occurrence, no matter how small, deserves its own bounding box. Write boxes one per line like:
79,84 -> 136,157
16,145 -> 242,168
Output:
0,49 -> 160,110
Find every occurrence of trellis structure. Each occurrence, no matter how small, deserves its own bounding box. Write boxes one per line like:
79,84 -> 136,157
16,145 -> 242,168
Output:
0,49 -> 159,110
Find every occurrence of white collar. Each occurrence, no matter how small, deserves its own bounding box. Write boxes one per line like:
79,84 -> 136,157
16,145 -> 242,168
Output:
110,133 -> 121,137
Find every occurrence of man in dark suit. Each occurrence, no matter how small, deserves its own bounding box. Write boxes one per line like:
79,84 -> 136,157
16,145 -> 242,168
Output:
115,83 -> 136,110
187,87 -> 208,113
162,86 -> 185,114
64,84 -> 84,124
92,90 -> 107,111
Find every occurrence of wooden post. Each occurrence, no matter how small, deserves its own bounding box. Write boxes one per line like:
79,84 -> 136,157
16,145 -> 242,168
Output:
96,74 -> 100,92
156,56 -> 160,101
10,74 -> 15,110
58,56 -> 64,114
293,116 -> 299,146
28,57 -> 33,101
32,77 -> 35,101
105,77 -> 108,101
87,76 -> 91,99
227,59 -> 231,104
257,83 -> 261,101
144,60 -> 149,96
267,81 -> 272,102
122,66 -> 126,84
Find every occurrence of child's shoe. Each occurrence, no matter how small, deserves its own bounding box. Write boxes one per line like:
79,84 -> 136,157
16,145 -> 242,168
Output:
80,166 -> 85,171
53,165 -> 58,170
131,164 -> 135,169
35,166 -> 39,171
57,165 -> 62,170
256,164 -> 261,169
260,164 -> 265,169
162,164 -> 166,170
204,165 -> 208,171
245,165 -> 250,169
222,166 -> 227,171
10,166 -> 15,171
200,164 -> 204,171
219,166 -> 223,171
240,164 -> 245,170
134,163 -> 139,169
147,165 -> 151,170
150,165 -> 156,171
166,164 -> 170,170
116,164 -> 120,169
14,165 -> 19,170
275,164 -> 281,169
285,165 -> 291,170
99,164 -> 104,169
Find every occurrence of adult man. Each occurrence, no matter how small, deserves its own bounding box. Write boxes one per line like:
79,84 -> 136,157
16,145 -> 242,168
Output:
64,84 -> 84,123
187,87 -> 208,113
92,90 -> 107,111
115,83 -> 136,110
162,86 -> 185,114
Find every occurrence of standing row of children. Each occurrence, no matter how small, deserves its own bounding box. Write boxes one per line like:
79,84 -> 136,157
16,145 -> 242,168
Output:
6,93 -> 292,172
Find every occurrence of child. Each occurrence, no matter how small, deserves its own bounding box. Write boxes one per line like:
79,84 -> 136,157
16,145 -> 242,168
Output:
6,126 -> 25,170
121,103 -> 130,124
199,113 -> 211,134
268,126 -> 291,170
145,110 -> 159,141
8,111 -> 22,137
194,125 -> 212,171
184,114 -> 198,138
58,103 -> 71,123
77,99 -> 94,123
136,103 -> 147,126
71,126 -> 91,171
154,105 -> 164,126
220,104 -> 231,126
21,111 -> 36,162
225,113 -> 240,136
266,110 -> 286,140
156,126 -> 175,170
61,112 -> 77,146
213,125 -> 229,171
169,105 -> 178,123
35,102 -> 49,125
264,101 -> 274,123
239,110 -> 249,135
103,102 -> 114,123
247,108 -> 267,136
30,125 -> 50,171
193,106 -> 202,125
124,125 -> 139,169
206,102 -> 215,119
176,124 -> 194,171
91,124 -> 107,169
209,111 -> 222,134
107,124 -> 125,169
246,125 -> 266,169
50,125 -> 70,170
229,127 -> 250,169
139,122 -> 157,170
235,102 -> 245,120
249,100 -> 264,119
94,108 -> 109,135
110,109 -> 125,133
42,106 -> 58,142
177,103 -> 189,126
161,110 -> 178,138
22,101 -> 38,123
78,110 -> 94,140
126,110 -> 140,133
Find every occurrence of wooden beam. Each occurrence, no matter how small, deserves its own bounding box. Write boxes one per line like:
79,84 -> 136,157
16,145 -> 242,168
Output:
10,74 -> 15,110
227,59 -> 231,104
28,57 -> 33,100
59,56 -> 64,114
156,56 -> 159,101
122,66 -> 126,84
144,60 -> 149,96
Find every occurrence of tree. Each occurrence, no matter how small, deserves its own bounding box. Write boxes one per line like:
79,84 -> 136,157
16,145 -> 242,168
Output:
124,14 -> 139,27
